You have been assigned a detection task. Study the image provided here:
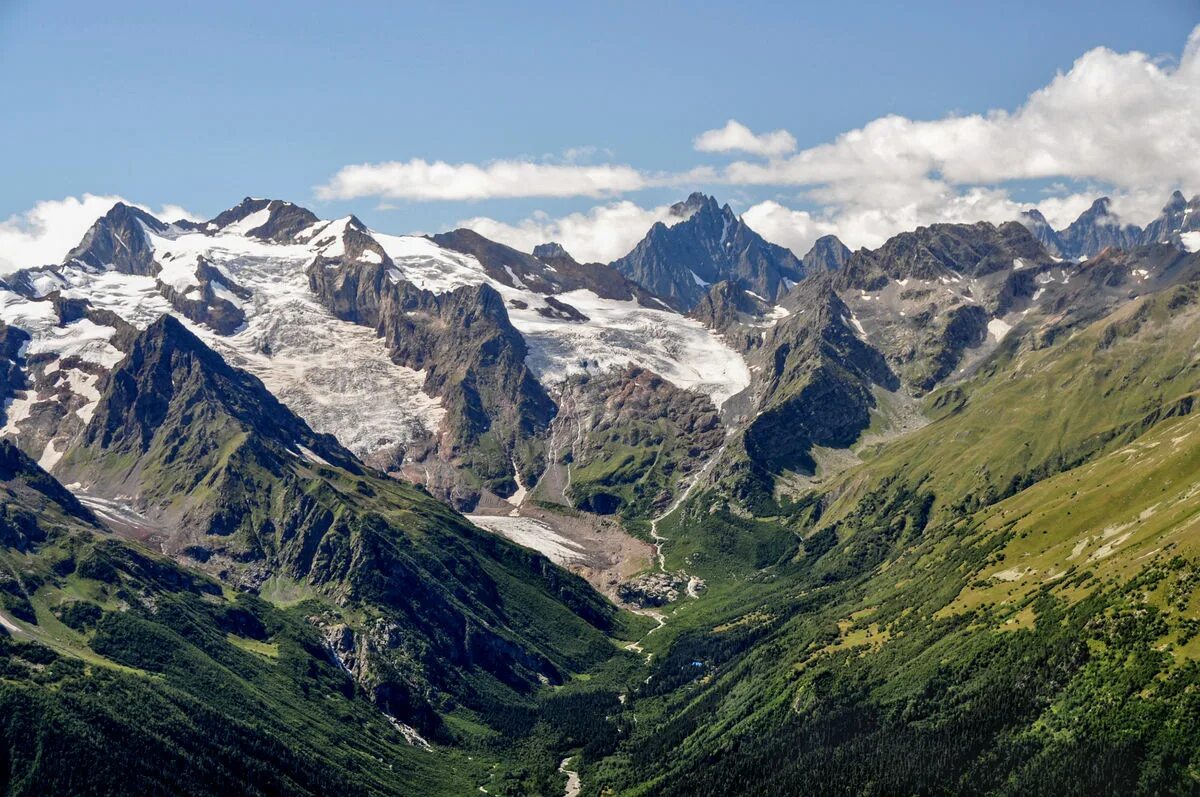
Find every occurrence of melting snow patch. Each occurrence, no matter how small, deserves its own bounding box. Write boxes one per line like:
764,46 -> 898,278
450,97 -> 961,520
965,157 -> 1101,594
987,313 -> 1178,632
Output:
38,439 -> 64,471
1181,231 -> 1200,253
465,516 -> 587,567
987,318 -> 1012,341
296,445 -> 331,467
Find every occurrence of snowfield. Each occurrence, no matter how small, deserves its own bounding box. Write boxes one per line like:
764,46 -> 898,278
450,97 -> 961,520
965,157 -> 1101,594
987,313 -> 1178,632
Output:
1,204 -> 753,472
373,233 -> 752,408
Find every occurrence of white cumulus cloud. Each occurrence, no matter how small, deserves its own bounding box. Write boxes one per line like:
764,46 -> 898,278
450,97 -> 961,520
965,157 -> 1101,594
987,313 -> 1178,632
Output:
718,27 -> 1200,222
456,201 -> 680,263
317,158 -> 651,202
694,119 -> 797,158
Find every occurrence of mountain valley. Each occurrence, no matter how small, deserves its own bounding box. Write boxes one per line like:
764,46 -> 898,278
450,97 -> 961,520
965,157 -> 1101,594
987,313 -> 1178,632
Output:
1,186 -> 1199,795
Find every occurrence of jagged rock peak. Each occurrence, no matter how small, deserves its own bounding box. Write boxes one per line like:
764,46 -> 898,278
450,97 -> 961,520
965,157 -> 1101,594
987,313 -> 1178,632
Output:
532,242 -> 570,260
802,235 -> 851,273
1142,189 -> 1200,245
205,197 -> 320,243
669,191 -> 719,221
611,193 -> 804,311
78,314 -> 355,471
1019,208 -> 1063,256
1059,196 -> 1141,258
63,202 -> 166,274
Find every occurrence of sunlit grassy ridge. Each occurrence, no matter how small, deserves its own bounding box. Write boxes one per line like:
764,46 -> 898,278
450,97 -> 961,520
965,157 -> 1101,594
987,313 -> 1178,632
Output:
576,279 -> 1200,795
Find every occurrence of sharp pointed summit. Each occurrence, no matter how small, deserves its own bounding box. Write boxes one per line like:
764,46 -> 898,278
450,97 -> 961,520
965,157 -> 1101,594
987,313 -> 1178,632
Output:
610,193 -> 805,311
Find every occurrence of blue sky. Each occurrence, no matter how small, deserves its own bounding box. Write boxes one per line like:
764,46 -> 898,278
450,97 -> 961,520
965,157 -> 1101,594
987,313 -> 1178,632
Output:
1,0 -> 1198,267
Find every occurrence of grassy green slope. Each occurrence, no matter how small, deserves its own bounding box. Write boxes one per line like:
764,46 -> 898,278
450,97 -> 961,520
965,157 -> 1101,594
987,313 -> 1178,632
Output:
0,441 -> 483,795
575,280 -> 1200,795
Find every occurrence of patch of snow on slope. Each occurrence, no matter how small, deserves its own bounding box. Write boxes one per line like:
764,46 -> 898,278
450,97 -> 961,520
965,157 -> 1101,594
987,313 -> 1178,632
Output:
221,206 -> 272,235
505,289 -> 750,407
847,311 -> 868,338
38,438 -> 64,471
372,233 -> 486,294
1182,231 -> 1200,253
156,254 -> 202,294
465,515 -> 587,566
987,318 -> 1013,341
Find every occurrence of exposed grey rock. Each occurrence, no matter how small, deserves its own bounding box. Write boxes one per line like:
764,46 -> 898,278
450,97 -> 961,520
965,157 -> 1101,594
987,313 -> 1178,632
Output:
64,202 -> 165,275
802,235 -> 852,273
308,254 -> 555,507
1019,208 -> 1063,257
610,193 -> 805,311
203,197 -> 320,243
687,280 -> 772,351
532,242 -> 570,260
434,228 -> 663,306
1141,191 -> 1200,247
618,570 -> 689,606
1058,197 -> 1142,259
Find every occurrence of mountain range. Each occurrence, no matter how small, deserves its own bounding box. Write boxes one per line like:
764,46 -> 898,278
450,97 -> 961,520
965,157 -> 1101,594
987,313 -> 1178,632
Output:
0,187 -> 1198,795
1020,190 -> 1200,260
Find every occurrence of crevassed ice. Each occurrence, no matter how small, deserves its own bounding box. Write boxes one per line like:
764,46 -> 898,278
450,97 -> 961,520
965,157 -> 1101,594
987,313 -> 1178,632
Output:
373,233 -> 752,408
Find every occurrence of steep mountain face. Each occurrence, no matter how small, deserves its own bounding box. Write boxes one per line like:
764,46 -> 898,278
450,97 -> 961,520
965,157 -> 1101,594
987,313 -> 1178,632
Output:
557,366 -> 724,518
611,193 -> 806,311
1058,197 -> 1143,257
1018,207 -> 1063,256
0,439 -> 517,795
723,278 -> 899,505
801,234 -> 852,273
308,252 -> 556,503
53,316 -> 627,738
831,221 -> 1056,391
1142,190 -> 1200,247
0,197 -> 750,514
62,202 -> 166,275
1021,192 -> 1200,261
196,196 -> 321,243
686,280 -> 776,350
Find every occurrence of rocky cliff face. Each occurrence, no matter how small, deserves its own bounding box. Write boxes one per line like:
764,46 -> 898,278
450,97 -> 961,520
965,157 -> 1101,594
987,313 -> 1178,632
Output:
687,280 -> 774,351
199,197 -> 321,243
1058,197 -> 1143,258
562,366 -> 724,517
1018,208 -> 1063,257
611,193 -> 805,311
707,277 -> 898,508
63,202 -> 165,275
308,255 -> 555,506
1141,190 -> 1200,247
801,235 -> 852,273
829,221 -> 1054,391
1021,192 -> 1200,260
